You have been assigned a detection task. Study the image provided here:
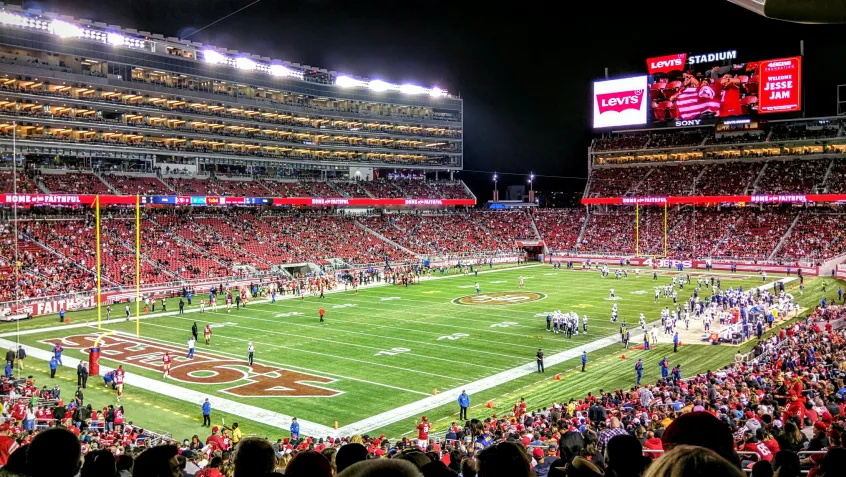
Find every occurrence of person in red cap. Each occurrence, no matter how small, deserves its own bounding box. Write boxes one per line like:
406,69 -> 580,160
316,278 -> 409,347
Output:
206,425 -> 229,452
415,416 -> 430,449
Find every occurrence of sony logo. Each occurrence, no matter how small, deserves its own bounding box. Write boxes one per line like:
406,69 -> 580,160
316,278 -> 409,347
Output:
675,119 -> 702,127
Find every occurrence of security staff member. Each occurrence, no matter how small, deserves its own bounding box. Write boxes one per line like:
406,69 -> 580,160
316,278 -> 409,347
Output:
536,348 -> 544,373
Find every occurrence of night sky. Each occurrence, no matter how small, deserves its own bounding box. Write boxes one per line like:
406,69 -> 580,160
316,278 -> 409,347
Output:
31,0 -> 846,199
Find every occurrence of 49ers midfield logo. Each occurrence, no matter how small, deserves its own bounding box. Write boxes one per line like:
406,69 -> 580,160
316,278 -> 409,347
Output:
453,292 -> 546,306
40,335 -> 340,398
596,89 -> 645,114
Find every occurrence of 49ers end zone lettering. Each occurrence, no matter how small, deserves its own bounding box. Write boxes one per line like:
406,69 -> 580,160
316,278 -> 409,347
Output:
453,291 -> 546,305
40,335 -> 341,398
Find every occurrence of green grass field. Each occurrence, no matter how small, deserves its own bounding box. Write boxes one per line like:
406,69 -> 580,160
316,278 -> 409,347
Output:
0,264 -> 839,441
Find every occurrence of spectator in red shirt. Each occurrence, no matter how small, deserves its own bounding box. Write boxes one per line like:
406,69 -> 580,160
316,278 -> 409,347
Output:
206,426 -> 228,452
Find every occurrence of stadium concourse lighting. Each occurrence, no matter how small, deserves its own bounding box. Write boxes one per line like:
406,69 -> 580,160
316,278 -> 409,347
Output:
235,57 -> 257,70
107,32 -> 124,46
335,75 -> 366,88
202,49 -> 227,64
368,79 -> 393,92
399,84 -> 426,95
269,64 -> 293,77
336,75 -> 446,97
50,19 -> 82,38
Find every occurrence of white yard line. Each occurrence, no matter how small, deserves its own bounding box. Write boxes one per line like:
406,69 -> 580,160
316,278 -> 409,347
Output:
101,331 -> 433,397
334,328 -> 628,436
0,335 -> 337,437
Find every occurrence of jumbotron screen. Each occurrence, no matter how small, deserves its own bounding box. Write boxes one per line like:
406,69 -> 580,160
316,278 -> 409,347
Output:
644,51 -> 801,126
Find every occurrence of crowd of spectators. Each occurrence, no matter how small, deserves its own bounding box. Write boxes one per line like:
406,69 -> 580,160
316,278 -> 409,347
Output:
0,171 -> 39,194
102,174 -> 172,196
592,135 -> 650,152
777,210 -> 846,263
714,209 -> 799,261
40,173 -> 111,195
631,165 -> 702,197
694,161 -> 763,195
534,209 -> 586,253
769,123 -> 841,142
587,168 -> 643,198
755,159 -> 829,195
578,211 -> 636,255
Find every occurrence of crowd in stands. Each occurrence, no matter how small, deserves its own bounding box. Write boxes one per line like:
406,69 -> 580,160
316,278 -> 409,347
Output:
592,135 -> 650,152
769,122 -> 841,142
694,161 -> 763,195
755,160 -> 829,195
631,165 -> 702,197
533,209 -> 585,253
707,132 -> 766,145
0,172 -> 39,194
578,211 -> 636,255
588,157 -> 841,198
102,175 -> 172,196
1,168 -> 474,202
824,159 -> 846,194
587,168 -> 641,198
39,173 -> 111,195
359,213 -> 519,257
777,210 -> 846,263
713,209 -> 798,261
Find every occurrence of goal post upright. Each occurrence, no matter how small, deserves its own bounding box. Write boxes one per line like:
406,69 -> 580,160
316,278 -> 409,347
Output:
136,194 -> 140,337
664,202 -> 668,258
635,204 -> 639,257
96,195 -> 101,330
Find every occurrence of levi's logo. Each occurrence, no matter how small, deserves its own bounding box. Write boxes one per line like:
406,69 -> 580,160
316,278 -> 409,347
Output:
596,90 -> 645,114
651,59 -> 682,69
646,53 -> 687,74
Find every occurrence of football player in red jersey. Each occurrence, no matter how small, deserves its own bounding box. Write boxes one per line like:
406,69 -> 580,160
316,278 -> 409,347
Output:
204,324 -> 212,345
162,351 -> 171,379
114,365 -> 125,401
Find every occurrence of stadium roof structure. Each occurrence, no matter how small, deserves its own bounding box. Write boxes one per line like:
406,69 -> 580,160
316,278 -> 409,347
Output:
728,0 -> 846,23
0,2 -> 452,98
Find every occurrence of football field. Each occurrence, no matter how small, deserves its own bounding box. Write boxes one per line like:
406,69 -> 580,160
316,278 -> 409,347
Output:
0,264 -> 827,440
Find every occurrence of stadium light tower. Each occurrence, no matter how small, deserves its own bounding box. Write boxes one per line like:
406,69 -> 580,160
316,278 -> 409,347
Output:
493,173 -> 499,202
528,172 -> 535,204
727,0 -> 846,23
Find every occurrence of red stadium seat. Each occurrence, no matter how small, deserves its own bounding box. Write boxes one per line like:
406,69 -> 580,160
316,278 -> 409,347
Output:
650,82 -> 665,101
662,81 -> 682,100
745,75 -> 759,95
741,95 -> 758,115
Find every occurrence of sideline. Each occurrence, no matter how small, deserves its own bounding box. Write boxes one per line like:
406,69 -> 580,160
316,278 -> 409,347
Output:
0,263 -> 541,339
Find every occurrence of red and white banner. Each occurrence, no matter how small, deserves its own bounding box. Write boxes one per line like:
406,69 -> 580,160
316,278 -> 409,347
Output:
758,56 -> 802,114
582,193 -> 846,206
0,194 -> 475,208
646,53 -> 687,74
273,198 -> 475,207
